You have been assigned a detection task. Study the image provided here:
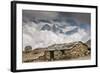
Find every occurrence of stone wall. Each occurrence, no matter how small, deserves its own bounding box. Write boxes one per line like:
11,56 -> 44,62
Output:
23,41 -> 90,62
44,42 -> 90,61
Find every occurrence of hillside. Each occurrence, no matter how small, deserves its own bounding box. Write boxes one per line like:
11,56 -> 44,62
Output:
86,39 -> 91,48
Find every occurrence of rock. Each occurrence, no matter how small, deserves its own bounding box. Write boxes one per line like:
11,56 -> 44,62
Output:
24,45 -> 32,53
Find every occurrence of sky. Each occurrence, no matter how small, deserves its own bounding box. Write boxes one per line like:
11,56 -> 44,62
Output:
22,10 -> 91,50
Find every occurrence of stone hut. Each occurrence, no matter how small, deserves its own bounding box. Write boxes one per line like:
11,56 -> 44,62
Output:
23,41 -> 90,62
44,41 -> 90,61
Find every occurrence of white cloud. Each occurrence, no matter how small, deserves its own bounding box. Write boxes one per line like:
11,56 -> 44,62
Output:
62,28 -> 90,43
23,21 -> 90,50
23,30 -> 64,50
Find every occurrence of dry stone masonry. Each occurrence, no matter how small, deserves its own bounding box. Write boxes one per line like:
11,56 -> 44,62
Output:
23,41 -> 90,62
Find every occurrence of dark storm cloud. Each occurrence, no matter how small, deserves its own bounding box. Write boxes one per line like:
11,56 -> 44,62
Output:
22,10 -> 59,23
58,12 -> 91,24
23,10 -> 91,25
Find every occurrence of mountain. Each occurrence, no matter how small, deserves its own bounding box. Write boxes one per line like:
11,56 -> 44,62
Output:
40,20 -> 78,35
86,39 -> 91,48
41,24 -> 51,31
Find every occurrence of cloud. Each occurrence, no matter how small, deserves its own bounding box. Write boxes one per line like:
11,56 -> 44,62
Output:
23,10 -> 59,23
22,10 -> 91,50
23,22 -> 90,50
23,28 -> 64,50
68,28 -> 90,42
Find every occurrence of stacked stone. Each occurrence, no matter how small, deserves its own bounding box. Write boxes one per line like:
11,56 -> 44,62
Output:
67,42 -> 90,58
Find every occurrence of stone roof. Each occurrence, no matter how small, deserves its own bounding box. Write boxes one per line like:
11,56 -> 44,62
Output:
45,42 -> 80,51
